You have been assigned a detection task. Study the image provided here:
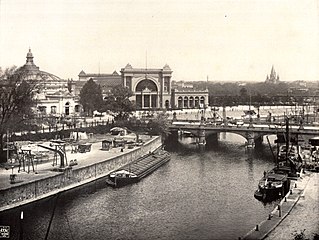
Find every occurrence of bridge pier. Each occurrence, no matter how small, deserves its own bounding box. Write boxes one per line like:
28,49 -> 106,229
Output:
164,130 -> 179,150
197,124 -> 206,150
245,132 -> 255,149
206,133 -> 219,149
254,136 -> 263,148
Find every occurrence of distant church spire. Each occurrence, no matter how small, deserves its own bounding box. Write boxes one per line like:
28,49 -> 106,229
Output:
265,65 -> 280,84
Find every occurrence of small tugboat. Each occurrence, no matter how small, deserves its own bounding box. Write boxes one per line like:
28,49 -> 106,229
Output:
106,148 -> 170,188
254,171 -> 290,201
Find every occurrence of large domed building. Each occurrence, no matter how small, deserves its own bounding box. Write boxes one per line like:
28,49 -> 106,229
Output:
19,49 -> 81,116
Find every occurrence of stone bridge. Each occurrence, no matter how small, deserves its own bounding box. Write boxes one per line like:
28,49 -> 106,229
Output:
168,121 -> 319,149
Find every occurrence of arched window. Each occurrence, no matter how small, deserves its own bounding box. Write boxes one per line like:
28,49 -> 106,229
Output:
65,102 -> 70,115
135,80 -> 158,92
200,96 -> 205,107
183,96 -> 188,108
75,105 -> 81,112
38,106 -> 47,114
189,97 -> 194,108
195,97 -> 199,108
178,96 -> 183,109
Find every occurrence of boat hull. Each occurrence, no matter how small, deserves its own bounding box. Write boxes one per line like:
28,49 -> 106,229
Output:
108,176 -> 139,188
106,149 -> 170,188
254,173 -> 290,202
254,186 -> 284,201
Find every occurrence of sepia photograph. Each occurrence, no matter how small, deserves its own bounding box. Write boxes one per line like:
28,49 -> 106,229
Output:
0,0 -> 318,239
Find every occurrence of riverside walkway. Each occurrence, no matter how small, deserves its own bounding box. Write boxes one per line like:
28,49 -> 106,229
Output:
242,171 -> 319,240
0,140 -> 123,190
0,135 -> 159,211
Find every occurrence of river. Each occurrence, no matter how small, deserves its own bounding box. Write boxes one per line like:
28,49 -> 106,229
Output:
0,133 -> 281,240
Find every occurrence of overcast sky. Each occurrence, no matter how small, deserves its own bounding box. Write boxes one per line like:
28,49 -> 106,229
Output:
0,0 -> 318,82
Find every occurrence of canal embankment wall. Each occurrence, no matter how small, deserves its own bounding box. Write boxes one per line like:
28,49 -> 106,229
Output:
0,136 -> 162,212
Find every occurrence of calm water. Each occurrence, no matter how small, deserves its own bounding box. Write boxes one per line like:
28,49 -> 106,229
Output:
0,134 -> 280,240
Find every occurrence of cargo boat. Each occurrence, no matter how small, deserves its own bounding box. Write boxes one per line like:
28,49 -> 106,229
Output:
254,117 -> 299,202
254,171 -> 290,201
106,149 -> 170,187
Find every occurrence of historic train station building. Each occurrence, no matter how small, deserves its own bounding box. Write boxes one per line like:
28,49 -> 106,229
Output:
120,63 -> 173,109
78,63 -> 209,110
121,63 -> 209,109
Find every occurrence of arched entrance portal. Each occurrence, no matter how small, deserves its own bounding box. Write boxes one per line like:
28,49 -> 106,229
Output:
135,79 -> 158,109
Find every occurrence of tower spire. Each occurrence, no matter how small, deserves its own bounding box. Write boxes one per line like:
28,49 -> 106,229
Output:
26,48 -> 34,64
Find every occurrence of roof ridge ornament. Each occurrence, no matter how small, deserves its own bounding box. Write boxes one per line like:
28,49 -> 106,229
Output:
163,64 -> 171,70
125,63 -> 133,69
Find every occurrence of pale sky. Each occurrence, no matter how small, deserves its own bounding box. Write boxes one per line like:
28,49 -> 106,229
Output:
0,0 -> 318,82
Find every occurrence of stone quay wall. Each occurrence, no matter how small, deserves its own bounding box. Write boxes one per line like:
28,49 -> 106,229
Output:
0,136 -> 162,211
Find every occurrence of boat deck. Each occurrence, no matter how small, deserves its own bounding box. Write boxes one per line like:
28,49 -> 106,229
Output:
117,150 -> 170,178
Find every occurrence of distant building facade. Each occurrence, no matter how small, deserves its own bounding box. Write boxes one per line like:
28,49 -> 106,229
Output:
265,66 -> 280,84
171,80 -> 209,108
15,50 -> 208,115
78,64 -> 209,110
18,49 -> 80,116
121,64 -> 209,109
75,70 -> 122,97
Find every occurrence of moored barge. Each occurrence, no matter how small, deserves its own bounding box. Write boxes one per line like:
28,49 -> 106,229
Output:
106,149 -> 170,187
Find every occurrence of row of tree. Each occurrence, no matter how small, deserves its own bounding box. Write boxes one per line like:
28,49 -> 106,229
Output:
191,81 -> 318,107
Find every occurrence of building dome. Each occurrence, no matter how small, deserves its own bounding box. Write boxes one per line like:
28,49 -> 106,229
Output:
18,49 -> 62,82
